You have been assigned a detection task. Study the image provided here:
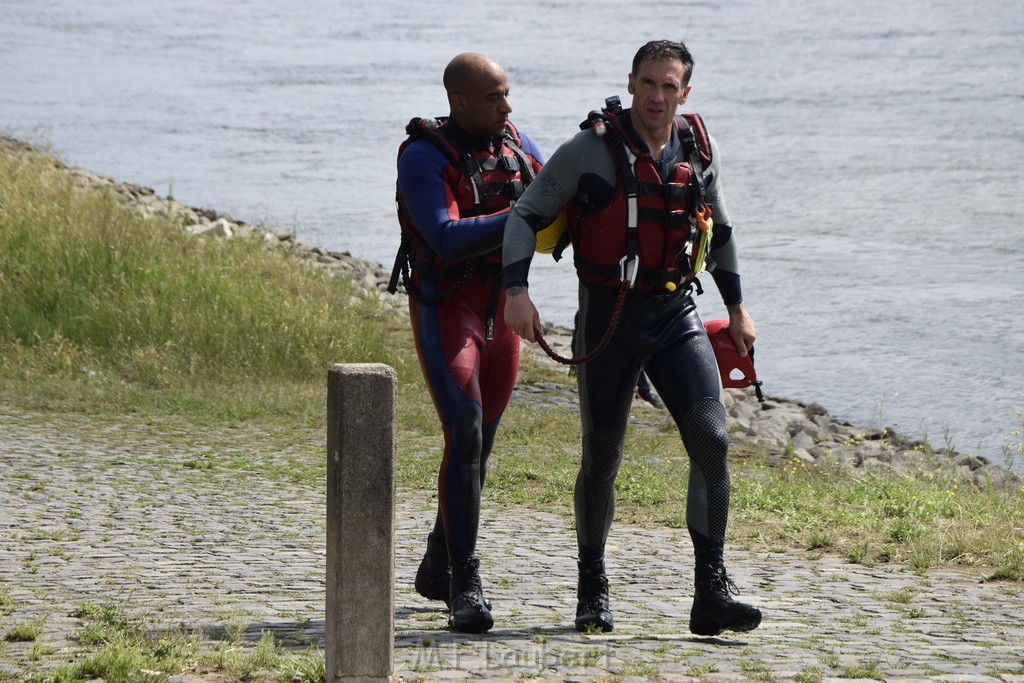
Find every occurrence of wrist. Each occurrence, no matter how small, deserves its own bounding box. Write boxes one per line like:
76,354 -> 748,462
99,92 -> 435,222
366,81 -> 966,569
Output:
506,285 -> 528,297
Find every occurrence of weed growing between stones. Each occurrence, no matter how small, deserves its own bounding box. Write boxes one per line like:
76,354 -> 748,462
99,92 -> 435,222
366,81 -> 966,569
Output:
16,599 -> 326,683
2,620 -> 44,643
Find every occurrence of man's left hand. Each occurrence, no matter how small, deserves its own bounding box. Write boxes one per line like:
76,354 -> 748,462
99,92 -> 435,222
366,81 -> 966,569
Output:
726,303 -> 756,357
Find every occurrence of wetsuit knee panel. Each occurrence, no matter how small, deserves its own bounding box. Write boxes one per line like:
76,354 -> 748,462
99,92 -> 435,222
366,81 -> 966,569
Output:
680,398 -> 729,473
582,430 -> 625,474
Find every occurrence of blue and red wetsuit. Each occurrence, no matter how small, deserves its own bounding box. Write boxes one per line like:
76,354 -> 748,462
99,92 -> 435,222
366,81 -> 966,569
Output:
396,118 -> 543,563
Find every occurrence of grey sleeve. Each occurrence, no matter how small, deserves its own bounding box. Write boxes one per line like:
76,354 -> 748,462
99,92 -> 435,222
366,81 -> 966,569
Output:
503,131 -> 612,289
703,135 -> 740,275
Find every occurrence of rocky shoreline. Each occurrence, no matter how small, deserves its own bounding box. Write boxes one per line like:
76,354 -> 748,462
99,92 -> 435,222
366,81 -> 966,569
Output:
4,133 -> 1018,490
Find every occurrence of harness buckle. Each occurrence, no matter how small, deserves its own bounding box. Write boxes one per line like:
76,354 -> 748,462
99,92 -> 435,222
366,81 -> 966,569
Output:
619,255 -> 639,289
695,205 -> 714,233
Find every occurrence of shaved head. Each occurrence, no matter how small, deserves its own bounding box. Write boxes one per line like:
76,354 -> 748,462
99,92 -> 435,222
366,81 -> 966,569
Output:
443,52 -> 505,96
442,52 -> 513,137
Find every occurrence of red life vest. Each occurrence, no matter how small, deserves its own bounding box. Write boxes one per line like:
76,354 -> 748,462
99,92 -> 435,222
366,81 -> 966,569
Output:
565,109 -> 713,293
391,117 -> 536,294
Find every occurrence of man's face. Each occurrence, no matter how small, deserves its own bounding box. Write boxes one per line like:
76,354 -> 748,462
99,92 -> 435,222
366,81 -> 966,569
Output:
452,68 -> 512,137
627,58 -> 691,134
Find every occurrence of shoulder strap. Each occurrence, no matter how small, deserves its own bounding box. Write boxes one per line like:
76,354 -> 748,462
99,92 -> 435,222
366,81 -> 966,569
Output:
676,114 -> 716,278
604,111 -> 641,278
676,114 -> 708,207
576,102 -> 642,284
400,117 -> 487,206
502,122 -> 537,187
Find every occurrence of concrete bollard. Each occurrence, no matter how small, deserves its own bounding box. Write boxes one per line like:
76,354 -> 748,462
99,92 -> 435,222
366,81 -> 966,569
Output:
326,363 -> 396,683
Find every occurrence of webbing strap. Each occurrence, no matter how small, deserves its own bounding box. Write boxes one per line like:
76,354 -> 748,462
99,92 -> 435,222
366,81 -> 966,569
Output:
459,151 -> 483,207
609,139 -> 640,286
504,136 -> 537,187
677,117 -> 707,207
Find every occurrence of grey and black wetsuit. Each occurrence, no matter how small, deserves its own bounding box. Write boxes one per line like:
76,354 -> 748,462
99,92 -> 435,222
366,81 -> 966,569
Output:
503,109 -> 744,567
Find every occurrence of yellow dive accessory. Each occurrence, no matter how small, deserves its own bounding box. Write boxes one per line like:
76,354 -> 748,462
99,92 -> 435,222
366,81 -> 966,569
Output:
534,211 -> 569,254
691,205 -> 714,275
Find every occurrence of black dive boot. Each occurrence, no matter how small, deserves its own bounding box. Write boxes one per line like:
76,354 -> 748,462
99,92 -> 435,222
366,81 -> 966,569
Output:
414,532 -> 450,604
574,561 -> 614,632
449,557 -> 493,633
689,563 -> 762,636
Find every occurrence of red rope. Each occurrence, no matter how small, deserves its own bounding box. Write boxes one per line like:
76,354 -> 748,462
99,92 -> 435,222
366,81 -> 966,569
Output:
534,281 -> 630,366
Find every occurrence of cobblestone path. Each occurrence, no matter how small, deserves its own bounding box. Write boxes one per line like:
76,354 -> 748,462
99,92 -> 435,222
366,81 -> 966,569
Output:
2,407 -> 1023,681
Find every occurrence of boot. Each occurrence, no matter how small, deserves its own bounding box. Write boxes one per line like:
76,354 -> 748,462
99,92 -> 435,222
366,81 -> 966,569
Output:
689,563 -> 762,636
414,532 -> 449,603
574,561 -> 614,632
448,557 -> 493,633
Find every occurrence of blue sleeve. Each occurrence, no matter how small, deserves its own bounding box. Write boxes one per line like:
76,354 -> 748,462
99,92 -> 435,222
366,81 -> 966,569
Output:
516,132 -> 545,171
397,141 -> 508,262
397,137 -> 542,263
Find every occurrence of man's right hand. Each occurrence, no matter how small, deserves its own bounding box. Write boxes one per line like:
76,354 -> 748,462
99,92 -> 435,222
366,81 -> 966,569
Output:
503,289 -> 541,342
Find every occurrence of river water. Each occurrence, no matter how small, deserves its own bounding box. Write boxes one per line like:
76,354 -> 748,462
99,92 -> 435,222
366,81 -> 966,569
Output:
2,0 -> 1022,469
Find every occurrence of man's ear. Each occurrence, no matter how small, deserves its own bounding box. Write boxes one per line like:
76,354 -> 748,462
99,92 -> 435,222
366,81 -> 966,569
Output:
450,93 -> 465,113
679,84 -> 692,105
626,73 -> 635,95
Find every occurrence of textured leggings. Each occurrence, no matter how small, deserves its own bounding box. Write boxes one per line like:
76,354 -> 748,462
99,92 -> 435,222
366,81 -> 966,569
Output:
574,284 -> 729,563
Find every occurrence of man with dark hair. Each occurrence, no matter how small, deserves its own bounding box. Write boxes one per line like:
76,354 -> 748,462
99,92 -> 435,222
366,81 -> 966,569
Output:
631,38 -> 695,81
502,39 -> 761,636
392,52 -> 543,633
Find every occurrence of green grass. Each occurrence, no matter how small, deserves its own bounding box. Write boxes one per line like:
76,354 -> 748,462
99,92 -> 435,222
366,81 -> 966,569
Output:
0,147 -> 415,422
22,601 -> 324,683
3,619 -> 44,643
795,666 -> 824,683
0,587 -> 13,617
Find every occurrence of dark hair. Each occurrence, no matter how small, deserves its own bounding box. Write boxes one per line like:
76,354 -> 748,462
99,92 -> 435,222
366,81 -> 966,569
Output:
631,40 -> 694,85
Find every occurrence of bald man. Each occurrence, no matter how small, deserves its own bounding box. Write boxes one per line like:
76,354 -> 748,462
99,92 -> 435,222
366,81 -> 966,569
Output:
390,53 -> 544,633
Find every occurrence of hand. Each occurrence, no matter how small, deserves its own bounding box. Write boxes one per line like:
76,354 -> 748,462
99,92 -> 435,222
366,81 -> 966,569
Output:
726,303 -> 756,357
504,289 -> 542,343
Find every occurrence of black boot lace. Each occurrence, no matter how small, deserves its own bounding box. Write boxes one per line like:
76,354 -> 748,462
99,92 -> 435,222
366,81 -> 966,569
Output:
453,557 -> 484,604
699,566 -> 740,598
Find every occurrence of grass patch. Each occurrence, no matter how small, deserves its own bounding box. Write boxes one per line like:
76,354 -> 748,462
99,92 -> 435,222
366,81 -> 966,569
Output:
0,147 -> 415,421
31,601 -> 324,683
0,587 -> 13,616
3,619 -> 44,643
795,666 -> 824,683
840,660 -> 884,680
201,633 -> 324,683
726,456 -> 1024,578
